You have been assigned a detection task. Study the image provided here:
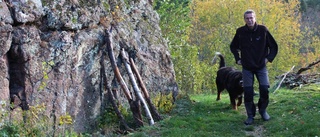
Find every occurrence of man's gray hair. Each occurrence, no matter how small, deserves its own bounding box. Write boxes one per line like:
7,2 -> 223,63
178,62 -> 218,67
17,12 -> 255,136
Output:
244,9 -> 255,18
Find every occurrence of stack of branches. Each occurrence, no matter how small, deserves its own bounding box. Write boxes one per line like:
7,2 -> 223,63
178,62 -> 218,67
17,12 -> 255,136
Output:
100,28 -> 162,133
275,59 -> 320,90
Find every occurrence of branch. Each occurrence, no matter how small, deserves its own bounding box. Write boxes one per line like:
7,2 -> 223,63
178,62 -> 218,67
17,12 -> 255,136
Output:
296,59 -> 320,75
273,66 -> 295,93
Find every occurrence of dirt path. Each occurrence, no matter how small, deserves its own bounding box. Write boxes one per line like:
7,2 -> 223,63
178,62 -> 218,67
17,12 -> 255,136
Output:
245,125 -> 265,137
240,107 -> 266,137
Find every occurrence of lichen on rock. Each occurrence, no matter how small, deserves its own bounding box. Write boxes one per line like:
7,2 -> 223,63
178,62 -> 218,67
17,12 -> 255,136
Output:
0,0 -> 178,133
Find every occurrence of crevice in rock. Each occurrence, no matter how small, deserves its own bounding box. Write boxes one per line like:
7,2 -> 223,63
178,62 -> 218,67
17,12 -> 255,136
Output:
7,44 -> 29,111
51,92 -> 57,137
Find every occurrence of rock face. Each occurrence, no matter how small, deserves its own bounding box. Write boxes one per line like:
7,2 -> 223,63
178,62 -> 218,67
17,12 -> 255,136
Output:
0,0 -> 178,133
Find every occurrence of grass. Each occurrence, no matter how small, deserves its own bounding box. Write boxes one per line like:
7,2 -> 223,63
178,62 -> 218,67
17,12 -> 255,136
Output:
129,85 -> 320,137
1,85 -> 318,136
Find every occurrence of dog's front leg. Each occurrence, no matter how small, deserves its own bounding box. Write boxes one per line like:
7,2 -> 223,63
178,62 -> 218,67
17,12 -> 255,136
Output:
216,91 -> 221,101
229,96 -> 237,110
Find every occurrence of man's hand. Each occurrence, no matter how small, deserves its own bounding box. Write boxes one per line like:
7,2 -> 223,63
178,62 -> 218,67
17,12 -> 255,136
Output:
237,60 -> 241,65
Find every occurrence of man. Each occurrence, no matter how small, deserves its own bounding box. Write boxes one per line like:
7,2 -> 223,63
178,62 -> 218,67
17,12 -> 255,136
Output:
230,9 -> 278,125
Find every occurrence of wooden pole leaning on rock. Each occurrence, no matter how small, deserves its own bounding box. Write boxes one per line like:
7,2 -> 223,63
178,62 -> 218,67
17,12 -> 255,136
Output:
100,55 -> 133,132
105,29 -> 143,127
120,49 -> 155,125
105,30 -> 132,101
129,58 -> 162,121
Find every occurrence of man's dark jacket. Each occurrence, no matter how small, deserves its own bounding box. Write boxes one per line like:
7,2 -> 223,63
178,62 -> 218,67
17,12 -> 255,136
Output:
230,23 -> 278,71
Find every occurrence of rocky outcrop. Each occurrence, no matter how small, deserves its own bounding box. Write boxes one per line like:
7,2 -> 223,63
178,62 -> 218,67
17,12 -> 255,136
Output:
0,0 -> 178,133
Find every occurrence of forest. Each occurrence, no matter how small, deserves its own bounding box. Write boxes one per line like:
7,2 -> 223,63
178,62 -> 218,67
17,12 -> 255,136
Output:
154,0 -> 320,94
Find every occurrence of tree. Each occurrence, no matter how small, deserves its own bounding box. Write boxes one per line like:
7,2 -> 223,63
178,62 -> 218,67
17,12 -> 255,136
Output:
155,0 -> 210,93
155,0 -> 318,94
189,0 -> 303,86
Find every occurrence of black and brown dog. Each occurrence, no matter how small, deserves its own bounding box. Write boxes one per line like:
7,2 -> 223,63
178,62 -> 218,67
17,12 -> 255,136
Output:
213,52 -> 244,110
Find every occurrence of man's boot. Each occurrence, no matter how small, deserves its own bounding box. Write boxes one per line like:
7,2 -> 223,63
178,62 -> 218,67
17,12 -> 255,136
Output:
258,98 -> 270,121
244,102 -> 256,125
258,85 -> 270,121
259,110 -> 270,121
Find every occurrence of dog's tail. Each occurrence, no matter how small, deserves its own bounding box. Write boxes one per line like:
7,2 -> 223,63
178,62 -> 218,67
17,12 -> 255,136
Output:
211,52 -> 226,69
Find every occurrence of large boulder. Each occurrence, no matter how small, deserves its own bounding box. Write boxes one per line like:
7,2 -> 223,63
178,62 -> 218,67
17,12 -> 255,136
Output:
0,0 -> 178,133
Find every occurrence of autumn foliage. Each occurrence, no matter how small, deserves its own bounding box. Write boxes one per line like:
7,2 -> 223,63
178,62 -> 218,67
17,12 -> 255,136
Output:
155,0 -> 319,94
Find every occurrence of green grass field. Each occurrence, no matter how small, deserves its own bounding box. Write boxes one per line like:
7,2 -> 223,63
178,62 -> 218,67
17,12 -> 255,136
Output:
129,85 -> 320,137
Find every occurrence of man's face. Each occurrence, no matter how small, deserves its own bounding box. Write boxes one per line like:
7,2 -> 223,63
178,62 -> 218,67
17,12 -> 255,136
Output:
244,13 -> 256,28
